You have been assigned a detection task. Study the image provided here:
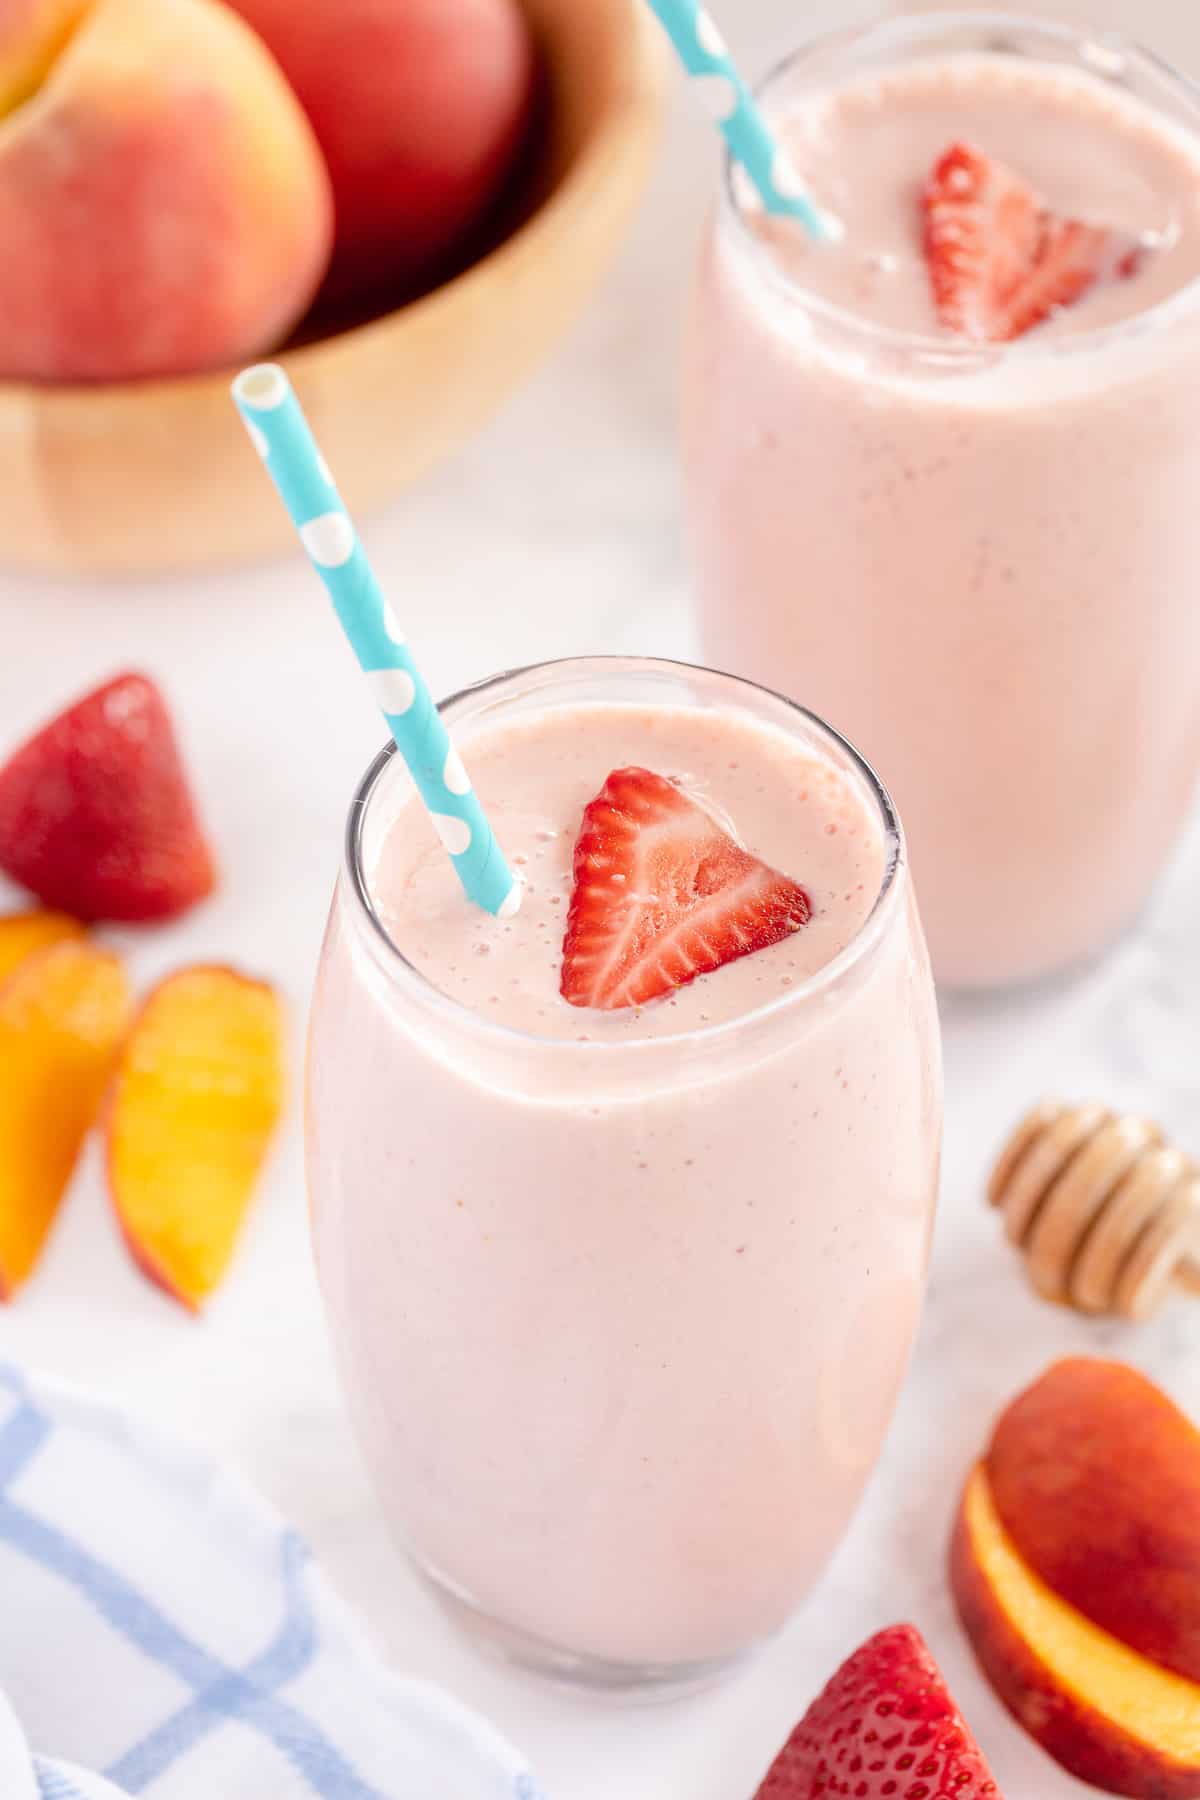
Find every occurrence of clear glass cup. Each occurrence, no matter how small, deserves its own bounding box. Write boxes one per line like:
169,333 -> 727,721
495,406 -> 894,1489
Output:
889,0 -> 1200,75
305,656 -> 942,1695
684,12 -> 1200,990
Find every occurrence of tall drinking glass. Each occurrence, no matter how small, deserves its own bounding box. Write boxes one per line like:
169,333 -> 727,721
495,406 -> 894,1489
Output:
685,13 -> 1200,988
306,657 -> 942,1694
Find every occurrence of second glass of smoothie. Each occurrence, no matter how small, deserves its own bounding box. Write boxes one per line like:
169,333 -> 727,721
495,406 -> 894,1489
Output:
685,11 -> 1200,988
307,657 -> 941,1694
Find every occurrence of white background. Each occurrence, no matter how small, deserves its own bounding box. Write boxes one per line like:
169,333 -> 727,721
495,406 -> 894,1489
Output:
3,3 -> 1200,1794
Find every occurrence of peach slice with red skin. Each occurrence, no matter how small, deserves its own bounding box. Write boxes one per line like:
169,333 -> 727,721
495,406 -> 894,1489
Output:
0,938 -> 130,1298
988,1357 -> 1200,1683
952,1358 -> 1200,1798
106,966 -> 285,1311
953,1464 -> 1200,1797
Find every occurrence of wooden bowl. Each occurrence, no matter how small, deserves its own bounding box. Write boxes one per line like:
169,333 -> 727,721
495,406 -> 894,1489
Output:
0,0 -> 667,578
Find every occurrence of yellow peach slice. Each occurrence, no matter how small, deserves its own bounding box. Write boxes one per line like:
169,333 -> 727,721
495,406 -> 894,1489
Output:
106,966 -> 285,1310
953,1463 -> 1200,1797
0,909 -> 84,986
0,938 -> 129,1298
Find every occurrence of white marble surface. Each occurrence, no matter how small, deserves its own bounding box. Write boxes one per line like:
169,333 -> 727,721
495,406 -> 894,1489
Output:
2,15 -> 1200,1795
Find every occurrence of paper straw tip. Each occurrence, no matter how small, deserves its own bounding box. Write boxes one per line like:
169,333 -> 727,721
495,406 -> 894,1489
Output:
497,881 -> 524,920
232,364 -> 288,410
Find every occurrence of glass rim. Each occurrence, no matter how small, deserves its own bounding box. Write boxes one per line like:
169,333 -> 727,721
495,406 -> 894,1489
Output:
341,655 -> 906,1055
719,7 -> 1200,365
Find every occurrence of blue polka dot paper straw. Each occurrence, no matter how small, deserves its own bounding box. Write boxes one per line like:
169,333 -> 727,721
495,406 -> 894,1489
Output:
644,0 -> 839,240
232,364 -> 520,920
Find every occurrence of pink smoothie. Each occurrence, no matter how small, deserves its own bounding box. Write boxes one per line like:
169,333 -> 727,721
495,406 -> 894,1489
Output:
306,662 -> 941,1679
685,18 -> 1200,988
378,704 -> 882,1035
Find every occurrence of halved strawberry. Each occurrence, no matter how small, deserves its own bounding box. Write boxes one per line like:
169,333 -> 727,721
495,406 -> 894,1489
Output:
754,1624 -> 1002,1799
0,672 -> 216,923
923,141 -> 1109,342
560,766 -> 810,1011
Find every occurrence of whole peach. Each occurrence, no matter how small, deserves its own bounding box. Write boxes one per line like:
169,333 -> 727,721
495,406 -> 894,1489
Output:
228,0 -> 537,305
0,0 -> 87,114
0,0 -> 333,381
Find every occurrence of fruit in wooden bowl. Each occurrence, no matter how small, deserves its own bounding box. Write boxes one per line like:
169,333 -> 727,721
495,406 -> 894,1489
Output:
228,0 -> 538,308
0,0 -> 666,575
952,1358 -> 1200,1797
0,0 -> 332,382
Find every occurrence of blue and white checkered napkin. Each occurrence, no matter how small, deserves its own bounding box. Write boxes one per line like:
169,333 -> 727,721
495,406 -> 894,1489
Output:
0,1364 -> 544,1800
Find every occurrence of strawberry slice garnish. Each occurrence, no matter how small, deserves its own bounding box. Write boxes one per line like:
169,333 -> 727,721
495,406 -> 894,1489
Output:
924,141 -> 1110,342
0,671 -> 216,923
753,1624 -> 1002,1799
999,216 -> 1114,341
560,766 -> 810,1011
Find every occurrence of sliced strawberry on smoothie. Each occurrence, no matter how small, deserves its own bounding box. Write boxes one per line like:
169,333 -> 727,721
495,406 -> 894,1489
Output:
753,1624 -> 1002,1799
923,140 -> 1110,342
0,671 -> 216,923
560,766 -> 810,1011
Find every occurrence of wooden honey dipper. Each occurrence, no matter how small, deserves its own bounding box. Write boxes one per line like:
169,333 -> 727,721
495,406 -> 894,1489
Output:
988,1101 -> 1200,1320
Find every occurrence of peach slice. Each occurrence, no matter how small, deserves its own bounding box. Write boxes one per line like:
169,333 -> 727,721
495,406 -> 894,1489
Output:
953,1463 -> 1200,1797
106,966 -> 284,1310
0,938 -> 130,1298
0,908 -> 84,985
988,1357 -> 1200,1684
